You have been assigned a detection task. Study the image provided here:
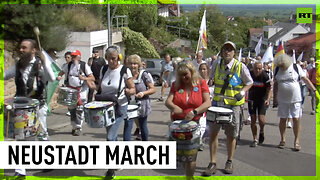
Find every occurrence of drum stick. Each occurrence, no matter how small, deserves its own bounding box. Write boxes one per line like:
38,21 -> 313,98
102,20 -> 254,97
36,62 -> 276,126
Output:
6,105 -> 12,138
33,27 -> 42,51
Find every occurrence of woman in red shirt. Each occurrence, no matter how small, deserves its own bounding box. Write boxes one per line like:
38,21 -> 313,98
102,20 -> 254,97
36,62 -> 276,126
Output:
165,61 -> 211,179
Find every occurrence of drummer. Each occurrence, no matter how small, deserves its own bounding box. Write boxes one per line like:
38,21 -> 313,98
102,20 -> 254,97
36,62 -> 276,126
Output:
56,50 -> 95,136
202,41 -> 253,176
165,61 -> 211,179
92,45 -> 135,178
3,39 -> 56,176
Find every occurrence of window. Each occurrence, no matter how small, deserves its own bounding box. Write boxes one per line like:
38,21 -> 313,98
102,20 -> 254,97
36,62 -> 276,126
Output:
146,61 -> 155,68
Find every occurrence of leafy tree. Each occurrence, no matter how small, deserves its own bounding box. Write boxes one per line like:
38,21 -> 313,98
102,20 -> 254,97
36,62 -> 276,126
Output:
122,27 -> 160,58
112,4 -> 158,39
3,4 -> 69,51
160,47 -> 180,58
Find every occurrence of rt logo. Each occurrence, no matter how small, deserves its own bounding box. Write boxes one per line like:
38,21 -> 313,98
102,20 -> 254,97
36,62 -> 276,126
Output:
297,8 -> 313,23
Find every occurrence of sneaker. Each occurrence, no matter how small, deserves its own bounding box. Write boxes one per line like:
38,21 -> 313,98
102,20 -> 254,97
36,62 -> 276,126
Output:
72,128 -> 81,136
136,134 -> 141,140
133,128 -> 140,136
287,121 -> 292,128
202,162 -> 217,176
14,172 -> 26,180
224,160 -> 233,174
105,169 -> 116,180
157,97 -> 164,102
198,144 -> 204,151
66,111 -> 71,116
250,139 -> 258,147
258,132 -> 265,144
310,111 -> 315,115
37,134 -> 49,141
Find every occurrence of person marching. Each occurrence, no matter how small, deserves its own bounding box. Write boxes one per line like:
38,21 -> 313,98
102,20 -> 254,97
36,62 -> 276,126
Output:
273,54 -> 317,151
3,39 -> 56,176
56,50 -> 95,136
248,61 -> 272,147
123,54 -> 156,141
203,41 -> 253,175
87,49 -> 106,102
158,53 -> 174,101
92,46 -> 135,178
165,61 -> 211,179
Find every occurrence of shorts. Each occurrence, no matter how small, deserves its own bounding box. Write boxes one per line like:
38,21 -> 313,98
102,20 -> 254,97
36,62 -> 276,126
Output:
277,102 -> 301,118
208,105 -> 240,138
248,100 -> 267,115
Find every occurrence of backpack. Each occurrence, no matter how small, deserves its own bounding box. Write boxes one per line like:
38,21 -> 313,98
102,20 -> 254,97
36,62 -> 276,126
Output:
274,63 -> 300,81
66,61 -> 87,85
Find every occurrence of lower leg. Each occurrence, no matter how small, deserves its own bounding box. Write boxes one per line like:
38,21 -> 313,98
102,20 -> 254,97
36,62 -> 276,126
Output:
279,118 -> 287,142
292,117 -> 300,144
250,115 -> 257,140
226,136 -> 236,161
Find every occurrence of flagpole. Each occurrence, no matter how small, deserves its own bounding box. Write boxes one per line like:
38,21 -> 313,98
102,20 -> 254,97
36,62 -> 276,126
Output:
196,34 -> 201,54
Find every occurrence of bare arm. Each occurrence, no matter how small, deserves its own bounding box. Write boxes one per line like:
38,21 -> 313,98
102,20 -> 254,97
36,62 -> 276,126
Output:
165,93 -> 183,115
125,78 -> 136,96
273,81 -> 278,107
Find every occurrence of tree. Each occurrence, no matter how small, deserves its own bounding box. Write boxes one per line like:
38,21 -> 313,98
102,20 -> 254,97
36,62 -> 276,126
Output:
112,4 -> 158,39
3,4 -> 69,51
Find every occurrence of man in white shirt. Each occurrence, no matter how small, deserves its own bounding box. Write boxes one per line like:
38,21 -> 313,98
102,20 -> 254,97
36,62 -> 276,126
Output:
4,39 -> 56,177
57,50 -> 94,136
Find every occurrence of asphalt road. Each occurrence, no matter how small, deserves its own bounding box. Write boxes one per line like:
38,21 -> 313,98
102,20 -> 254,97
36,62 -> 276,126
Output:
3,86 -> 317,178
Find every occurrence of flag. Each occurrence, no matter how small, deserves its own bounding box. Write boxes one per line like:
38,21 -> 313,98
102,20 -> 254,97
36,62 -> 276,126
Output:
198,10 -> 207,50
297,52 -> 304,62
262,44 -> 274,63
248,51 -> 251,58
292,49 -> 296,63
275,41 -> 285,58
255,36 -> 262,56
42,50 -> 61,114
238,48 -> 242,61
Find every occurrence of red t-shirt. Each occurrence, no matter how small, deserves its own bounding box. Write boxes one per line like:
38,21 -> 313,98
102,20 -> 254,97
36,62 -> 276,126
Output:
170,79 -> 209,121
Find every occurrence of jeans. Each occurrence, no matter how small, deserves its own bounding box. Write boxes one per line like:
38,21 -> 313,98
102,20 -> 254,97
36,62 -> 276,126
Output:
123,116 -> 149,141
106,104 -> 128,141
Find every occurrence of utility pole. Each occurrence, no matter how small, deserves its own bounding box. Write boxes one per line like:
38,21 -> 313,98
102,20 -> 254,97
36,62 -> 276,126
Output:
107,4 -> 111,46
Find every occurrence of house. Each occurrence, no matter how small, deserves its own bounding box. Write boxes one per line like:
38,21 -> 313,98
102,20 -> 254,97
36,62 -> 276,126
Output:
286,33 -> 317,61
55,29 -> 123,68
158,3 -> 180,17
250,22 -> 310,55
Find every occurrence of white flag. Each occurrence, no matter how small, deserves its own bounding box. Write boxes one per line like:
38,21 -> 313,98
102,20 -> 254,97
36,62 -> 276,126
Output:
261,44 -> 273,63
292,49 -> 296,63
248,51 -> 251,58
255,36 -> 262,56
297,52 -> 304,62
199,10 -> 207,50
238,48 -> 242,61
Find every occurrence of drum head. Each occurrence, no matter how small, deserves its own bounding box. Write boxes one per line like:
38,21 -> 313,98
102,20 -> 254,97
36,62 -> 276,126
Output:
170,120 -> 198,133
60,87 -> 78,92
128,105 -> 139,111
208,106 -> 233,113
84,101 -> 113,109
7,97 -> 39,109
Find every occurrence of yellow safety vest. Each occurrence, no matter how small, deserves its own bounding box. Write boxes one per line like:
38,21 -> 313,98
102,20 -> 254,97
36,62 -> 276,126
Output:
316,60 -> 320,85
213,59 -> 244,106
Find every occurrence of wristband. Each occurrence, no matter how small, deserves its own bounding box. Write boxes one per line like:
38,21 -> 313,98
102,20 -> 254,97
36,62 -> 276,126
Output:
139,92 -> 144,96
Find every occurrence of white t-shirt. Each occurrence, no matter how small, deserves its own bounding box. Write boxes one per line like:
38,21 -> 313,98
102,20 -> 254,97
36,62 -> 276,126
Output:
274,64 -> 306,103
100,65 -> 133,106
62,62 -> 93,100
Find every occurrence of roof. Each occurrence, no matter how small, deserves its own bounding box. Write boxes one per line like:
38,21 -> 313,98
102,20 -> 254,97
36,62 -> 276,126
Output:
249,28 -> 263,37
268,22 -> 298,43
286,33 -> 316,46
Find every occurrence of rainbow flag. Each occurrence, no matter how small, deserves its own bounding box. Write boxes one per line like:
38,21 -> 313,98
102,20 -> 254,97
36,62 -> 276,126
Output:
199,10 -> 207,50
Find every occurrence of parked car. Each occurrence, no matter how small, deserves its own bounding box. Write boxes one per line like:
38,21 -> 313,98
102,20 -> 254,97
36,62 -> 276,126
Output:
143,58 -> 163,86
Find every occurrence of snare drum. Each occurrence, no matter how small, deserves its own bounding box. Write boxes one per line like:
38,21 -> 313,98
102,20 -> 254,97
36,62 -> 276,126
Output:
5,97 -> 40,140
207,106 -> 233,124
169,120 -> 200,162
57,87 -> 78,106
127,105 -> 140,119
84,101 -> 115,128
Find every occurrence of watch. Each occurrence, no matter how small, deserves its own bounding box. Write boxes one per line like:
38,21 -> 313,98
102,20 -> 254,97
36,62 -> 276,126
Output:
193,109 -> 198,116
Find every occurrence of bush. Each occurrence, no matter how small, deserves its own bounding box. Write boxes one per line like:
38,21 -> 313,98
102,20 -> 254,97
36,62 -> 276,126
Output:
122,27 -> 160,58
160,47 -> 180,58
